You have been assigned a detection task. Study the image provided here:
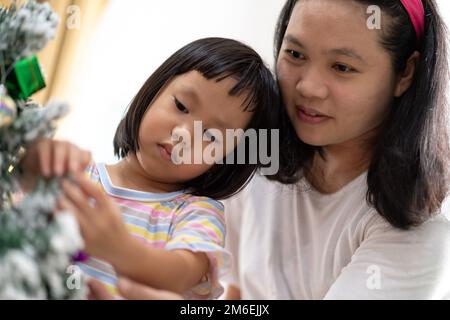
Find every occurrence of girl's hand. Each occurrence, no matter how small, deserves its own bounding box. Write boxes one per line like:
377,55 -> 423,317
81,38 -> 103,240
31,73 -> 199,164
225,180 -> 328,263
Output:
87,279 -> 115,300
88,278 -> 183,300
58,173 -> 131,263
21,138 -> 92,178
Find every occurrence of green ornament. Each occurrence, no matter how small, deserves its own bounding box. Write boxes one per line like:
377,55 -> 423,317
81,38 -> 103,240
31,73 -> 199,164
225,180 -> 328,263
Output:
5,55 -> 46,100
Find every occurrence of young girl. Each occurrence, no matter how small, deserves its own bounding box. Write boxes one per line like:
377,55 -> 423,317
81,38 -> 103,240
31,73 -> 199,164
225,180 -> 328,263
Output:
22,37 -> 280,299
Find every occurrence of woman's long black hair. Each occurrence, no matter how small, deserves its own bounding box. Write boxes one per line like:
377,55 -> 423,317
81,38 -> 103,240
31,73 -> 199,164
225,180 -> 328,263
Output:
271,0 -> 450,229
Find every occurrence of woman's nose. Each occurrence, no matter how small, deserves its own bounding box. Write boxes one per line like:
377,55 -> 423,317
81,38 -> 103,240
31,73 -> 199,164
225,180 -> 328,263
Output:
295,68 -> 329,100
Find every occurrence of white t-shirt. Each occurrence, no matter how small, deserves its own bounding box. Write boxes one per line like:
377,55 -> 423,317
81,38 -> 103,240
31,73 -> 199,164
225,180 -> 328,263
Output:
222,172 -> 450,299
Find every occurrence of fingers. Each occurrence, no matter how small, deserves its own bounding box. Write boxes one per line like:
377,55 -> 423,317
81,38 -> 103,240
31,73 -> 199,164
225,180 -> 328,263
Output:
89,277 -> 184,300
81,150 -> 93,171
22,138 -> 91,179
87,278 -> 181,301
31,139 -> 92,177
53,141 -> 90,176
52,140 -> 69,176
72,173 -> 108,208
61,179 -> 93,215
57,194 -> 88,230
67,143 -> 80,174
117,278 -> 183,300
69,146 -> 92,174
88,279 -> 115,300
37,139 -> 52,177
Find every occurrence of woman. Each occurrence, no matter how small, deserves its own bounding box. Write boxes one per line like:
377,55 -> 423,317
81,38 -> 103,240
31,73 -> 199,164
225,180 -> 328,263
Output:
93,0 -> 450,299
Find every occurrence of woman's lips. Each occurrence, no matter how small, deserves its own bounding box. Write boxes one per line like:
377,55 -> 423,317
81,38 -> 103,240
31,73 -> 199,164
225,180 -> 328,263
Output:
296,106 -> 331,125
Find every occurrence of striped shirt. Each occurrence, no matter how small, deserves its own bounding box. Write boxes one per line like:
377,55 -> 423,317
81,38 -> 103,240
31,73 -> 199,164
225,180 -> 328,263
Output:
77,163 -> 231,299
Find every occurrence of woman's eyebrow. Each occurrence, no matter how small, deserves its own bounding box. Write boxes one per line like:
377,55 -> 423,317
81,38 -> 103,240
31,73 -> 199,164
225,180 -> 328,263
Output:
284,34 -> 305,48
327,48 -> 367,64
284,34 -> 367,65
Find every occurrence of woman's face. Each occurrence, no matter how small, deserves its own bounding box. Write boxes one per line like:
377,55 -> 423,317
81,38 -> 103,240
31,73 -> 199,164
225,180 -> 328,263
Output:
276,0 -> 399,148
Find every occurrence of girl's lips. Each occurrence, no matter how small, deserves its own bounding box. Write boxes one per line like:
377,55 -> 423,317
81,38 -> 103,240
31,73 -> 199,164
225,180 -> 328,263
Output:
157,143 -> 173,161
296,106 -> 331,125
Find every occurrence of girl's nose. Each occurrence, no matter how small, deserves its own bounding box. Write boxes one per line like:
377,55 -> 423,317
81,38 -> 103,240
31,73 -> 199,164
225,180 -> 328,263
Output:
295,69 -> 329,100
171,123 -> 194,145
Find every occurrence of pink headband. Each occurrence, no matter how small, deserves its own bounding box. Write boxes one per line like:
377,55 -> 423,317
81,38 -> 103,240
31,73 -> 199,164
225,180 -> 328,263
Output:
400,0 -> 425,42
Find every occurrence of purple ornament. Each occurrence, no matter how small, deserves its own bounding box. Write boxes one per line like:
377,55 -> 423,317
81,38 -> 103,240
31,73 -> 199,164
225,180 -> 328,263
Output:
72,251 -> 89,262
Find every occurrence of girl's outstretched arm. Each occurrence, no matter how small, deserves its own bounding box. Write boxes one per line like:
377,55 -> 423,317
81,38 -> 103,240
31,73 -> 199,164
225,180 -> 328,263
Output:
59,173 -> 209,293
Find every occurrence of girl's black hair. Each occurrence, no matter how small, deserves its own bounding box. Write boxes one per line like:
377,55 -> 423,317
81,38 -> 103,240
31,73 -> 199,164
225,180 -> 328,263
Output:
113,37 -> 280,200
272,0 -> 450,229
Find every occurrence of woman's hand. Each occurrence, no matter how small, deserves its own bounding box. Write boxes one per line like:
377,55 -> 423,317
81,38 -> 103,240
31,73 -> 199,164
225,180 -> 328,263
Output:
58,173 -> 131,263
88,278 -> 183,300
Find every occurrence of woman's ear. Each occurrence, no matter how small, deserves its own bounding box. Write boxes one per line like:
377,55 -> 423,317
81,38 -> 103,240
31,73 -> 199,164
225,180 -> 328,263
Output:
394,51 -> 420,97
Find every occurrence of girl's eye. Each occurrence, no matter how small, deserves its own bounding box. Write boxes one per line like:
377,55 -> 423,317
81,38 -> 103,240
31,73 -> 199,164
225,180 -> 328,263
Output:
285,49 -> 304,60
333,63 -> 355,73
174,97 -> 189,114
204,130 -> 216,142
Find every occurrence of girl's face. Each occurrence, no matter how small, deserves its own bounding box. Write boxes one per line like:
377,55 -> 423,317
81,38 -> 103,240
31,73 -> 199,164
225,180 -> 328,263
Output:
277,0 -> 401,148
135,70 -> 253,184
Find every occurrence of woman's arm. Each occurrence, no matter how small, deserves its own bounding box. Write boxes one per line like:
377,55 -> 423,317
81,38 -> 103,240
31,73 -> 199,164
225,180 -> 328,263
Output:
88,278 -> 183,300
221,191 -> 246,300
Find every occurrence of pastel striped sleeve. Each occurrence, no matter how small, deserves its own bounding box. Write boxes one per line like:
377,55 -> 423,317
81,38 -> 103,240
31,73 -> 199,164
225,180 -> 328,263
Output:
165,197 -> 231,300
84,162 -> 100,181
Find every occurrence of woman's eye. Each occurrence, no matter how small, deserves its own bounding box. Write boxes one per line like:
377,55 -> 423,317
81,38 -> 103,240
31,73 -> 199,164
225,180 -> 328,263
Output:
174,97 -> 189,114
285,49 -> 304,60
333,64 -> 355,73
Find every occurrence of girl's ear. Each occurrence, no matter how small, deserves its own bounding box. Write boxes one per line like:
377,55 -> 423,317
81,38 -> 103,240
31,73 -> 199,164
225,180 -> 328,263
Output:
394,51 -> 420,97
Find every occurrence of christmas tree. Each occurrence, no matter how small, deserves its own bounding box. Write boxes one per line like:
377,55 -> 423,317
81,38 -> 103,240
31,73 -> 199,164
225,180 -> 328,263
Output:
0,0 -> 85,299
